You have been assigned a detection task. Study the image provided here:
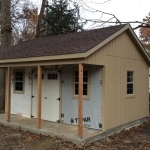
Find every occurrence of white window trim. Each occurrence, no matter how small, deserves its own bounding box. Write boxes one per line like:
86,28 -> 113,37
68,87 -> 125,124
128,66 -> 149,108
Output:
126,69 -> 135,98
72,68 -> 90,100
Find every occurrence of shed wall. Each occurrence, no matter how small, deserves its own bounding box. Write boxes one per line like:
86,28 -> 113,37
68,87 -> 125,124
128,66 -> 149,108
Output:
11,67 -> 32,117
84,31 -> 149,131
61,65 -> 102,129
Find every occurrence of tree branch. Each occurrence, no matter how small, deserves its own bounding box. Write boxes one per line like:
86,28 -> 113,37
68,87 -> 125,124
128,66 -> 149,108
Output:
35,0 -> 46,38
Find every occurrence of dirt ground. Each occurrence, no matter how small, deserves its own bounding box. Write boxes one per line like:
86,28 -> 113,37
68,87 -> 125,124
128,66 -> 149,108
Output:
1,118 -> 150,150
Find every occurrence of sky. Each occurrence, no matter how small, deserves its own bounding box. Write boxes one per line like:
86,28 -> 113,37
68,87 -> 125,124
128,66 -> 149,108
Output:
32,0 -> 150,36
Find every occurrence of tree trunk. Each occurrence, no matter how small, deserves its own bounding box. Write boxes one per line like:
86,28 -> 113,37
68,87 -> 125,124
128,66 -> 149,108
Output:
36,0 -> 46,38
0,0 -> 11,112
1,0 -> 11,50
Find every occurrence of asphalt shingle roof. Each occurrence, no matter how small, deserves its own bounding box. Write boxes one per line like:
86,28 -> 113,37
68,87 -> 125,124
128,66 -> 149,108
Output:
0,24 -> 126,60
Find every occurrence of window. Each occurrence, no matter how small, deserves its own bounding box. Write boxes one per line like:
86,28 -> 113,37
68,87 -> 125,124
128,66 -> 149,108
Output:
48,73 -> 58,80
73,69 -> 90,99
14,70 -> 25,93
127,71 -> 134,95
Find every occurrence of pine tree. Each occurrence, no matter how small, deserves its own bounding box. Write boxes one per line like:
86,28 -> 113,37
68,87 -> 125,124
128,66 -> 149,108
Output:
40,0 -> 83,37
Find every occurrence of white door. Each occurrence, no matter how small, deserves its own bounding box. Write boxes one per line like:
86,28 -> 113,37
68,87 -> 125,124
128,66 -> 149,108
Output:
44,72 -> 60,122
31,71 -> 60,122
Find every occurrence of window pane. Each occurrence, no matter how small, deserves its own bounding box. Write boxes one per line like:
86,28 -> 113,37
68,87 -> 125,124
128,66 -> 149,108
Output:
127,71 -> 133,77
130,72 -> 133,77
48,73 -> 58,80
19,76 -> 23,81
127,77 -> 132,82
130,88 -> 133,94
15,82 -> 23,91
130,77 -> 133,82
127,88 -> 130,94
83,70 -> 88,76
75,71 -> 78,76
16,72 -> 23,76
127,71 -> 130,77
75,83 -> 78,89
15,72 -> 19,76
83,76 -> 88,82
83,84 -> 87,90
15,77 -> 20,81
75,89 -> 78,95
127,83 -> 133,94
127,83 -> 133,89
75,77 -> 78,82
83,90 -> 87,95
75,83 -> 78,95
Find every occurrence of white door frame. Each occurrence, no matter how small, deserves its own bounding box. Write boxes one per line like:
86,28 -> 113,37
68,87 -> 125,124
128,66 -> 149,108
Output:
31,69 -> 62,122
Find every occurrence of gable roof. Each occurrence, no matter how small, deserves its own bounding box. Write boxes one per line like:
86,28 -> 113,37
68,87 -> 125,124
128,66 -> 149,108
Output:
0,24 -> 149,66
0,24 -> 126,60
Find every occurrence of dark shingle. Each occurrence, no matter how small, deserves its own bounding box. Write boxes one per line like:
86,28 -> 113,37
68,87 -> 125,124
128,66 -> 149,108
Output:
0,24 -> 126,60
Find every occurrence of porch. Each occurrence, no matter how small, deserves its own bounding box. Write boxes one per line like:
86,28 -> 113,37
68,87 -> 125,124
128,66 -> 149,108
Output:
0,114 -> 103,145
5,64 -> 103,139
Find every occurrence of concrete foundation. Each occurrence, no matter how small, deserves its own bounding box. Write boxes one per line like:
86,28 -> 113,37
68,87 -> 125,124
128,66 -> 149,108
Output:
0,114 -> 148,145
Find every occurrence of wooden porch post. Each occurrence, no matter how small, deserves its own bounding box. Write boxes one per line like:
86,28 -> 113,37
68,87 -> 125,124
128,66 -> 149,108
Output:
7,67 -> 11,122
78,64 -> 83,138
37,66 -> 42,129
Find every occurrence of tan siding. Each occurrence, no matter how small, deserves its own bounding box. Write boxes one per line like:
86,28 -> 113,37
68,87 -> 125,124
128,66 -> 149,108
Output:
84,31 -> 149,131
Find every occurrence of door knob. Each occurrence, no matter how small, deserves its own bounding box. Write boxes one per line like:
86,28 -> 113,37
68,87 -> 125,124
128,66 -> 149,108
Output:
45,97 -> 47,99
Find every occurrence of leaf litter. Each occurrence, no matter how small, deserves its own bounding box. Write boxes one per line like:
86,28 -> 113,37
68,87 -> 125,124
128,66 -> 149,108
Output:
0,117 -> 150,149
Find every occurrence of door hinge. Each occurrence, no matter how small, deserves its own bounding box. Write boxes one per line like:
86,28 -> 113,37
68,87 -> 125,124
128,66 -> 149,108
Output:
57,98 -> 60,101
56,120 -> 60,123
32,95 -> 35,98
31,115 -> 34,118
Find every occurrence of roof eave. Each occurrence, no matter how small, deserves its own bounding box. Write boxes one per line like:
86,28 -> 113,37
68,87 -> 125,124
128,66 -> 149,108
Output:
0,24 -> 149,66
0,24 -> 129,64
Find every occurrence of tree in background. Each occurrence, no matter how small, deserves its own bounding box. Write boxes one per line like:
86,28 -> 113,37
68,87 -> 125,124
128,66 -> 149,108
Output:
1,0 -> 11,50
0,0 -> 37,111
0,0 -> 11,112
11,0 -> 38,45
139,12 -> 150,50
39,0 -> 83,37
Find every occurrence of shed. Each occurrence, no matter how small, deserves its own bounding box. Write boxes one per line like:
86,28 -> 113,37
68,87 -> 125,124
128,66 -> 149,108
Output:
0,24 -> 149,138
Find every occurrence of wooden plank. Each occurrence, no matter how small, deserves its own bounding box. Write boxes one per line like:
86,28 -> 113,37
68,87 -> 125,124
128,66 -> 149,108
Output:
78,64 -> 83,138
7,67 -> 11,122
37,66 -> 42,128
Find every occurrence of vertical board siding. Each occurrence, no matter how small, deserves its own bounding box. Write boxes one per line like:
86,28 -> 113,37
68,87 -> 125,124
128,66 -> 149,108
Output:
84,31 -> 149,131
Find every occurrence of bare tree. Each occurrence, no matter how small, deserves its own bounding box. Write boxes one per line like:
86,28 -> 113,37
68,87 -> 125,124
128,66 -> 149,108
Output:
12,1 -> 38,44
36,0 -> 46,38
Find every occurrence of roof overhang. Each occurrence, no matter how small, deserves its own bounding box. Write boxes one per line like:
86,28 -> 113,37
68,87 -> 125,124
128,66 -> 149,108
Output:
0,24 -> 149,67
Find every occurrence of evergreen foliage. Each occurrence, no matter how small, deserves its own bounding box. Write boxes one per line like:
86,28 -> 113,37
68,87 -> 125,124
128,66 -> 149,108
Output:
40,0 -> 83,37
